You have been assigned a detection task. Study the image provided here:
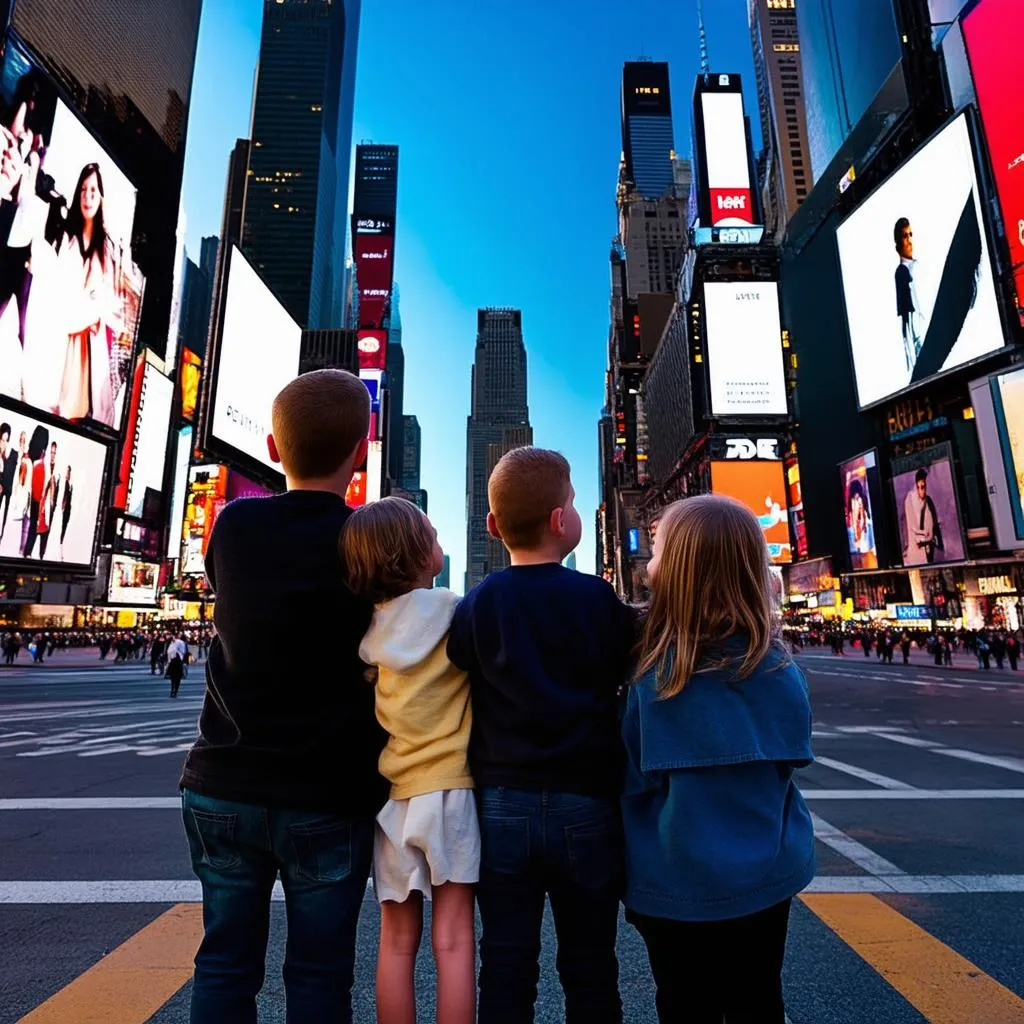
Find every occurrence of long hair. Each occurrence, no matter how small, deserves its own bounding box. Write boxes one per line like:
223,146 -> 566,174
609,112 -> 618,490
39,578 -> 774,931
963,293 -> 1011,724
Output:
637,495 -> 781,699
64,162 -> 107,267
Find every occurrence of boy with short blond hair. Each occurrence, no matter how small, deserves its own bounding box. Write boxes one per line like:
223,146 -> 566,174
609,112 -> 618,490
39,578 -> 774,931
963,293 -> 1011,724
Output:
447,446 -> 635,1024
181,369 -> 387,1024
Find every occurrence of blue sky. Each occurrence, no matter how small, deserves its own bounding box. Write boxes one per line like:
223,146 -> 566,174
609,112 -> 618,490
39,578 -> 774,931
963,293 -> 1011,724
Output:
181,0 -> 759,593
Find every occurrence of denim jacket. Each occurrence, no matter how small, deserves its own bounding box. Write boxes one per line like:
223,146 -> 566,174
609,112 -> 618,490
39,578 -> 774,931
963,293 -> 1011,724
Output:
621,640 -> 815,922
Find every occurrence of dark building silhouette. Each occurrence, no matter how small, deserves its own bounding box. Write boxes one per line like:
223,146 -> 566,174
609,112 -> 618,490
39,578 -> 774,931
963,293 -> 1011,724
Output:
299,329 -> 358,375
222,139 -> 251,252
401,415 -> 421,490
621,61 -> 675,199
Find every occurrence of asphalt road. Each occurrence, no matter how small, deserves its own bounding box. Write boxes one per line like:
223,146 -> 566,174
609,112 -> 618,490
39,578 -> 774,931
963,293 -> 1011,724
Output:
1,651 -> 1024,1023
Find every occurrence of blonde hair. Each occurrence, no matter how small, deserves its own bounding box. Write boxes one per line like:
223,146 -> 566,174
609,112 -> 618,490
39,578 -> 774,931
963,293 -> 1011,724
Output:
488,447 -> 570,549
637,495 -> 781,699
340,496 -> 435,604
271,370 -> 369,479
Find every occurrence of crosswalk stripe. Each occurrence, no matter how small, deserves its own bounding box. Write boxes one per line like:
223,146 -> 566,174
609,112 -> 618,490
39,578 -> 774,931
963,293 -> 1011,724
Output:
801,894 -> 1024,1023
16,903 -> 201,1023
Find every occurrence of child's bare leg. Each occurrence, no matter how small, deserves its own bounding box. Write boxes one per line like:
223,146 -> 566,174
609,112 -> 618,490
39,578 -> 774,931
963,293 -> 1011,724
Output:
431,882 -> 476,1024
377,894 -> 424,1024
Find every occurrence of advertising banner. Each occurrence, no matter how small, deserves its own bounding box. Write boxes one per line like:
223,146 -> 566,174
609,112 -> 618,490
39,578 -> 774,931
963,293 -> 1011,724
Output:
839,449 -> 881,570
115,359 -> 173,517
704,282 -> 788,416
107,554 -> 159,606
179,347 -> 201,422
0,39 -> 144,429
890,443 -> 966,567
357,329 -> 387,371
0,400 -> 108,567
963,0 -> 1024,324
837,113 -> 1005,408
785,456 -> 809,560
709,460 -> 793,564
700,89 -> 754,227
166,426 -> 192,559
993,366 -> 1024,539
181,464 -> 225,575
209,246 -> 301,474
354,226 -> 394,331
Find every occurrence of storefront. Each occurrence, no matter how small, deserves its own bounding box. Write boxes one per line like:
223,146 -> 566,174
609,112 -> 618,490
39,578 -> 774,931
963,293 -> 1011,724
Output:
963,567 -> 1023,631
785,558 -> 842,619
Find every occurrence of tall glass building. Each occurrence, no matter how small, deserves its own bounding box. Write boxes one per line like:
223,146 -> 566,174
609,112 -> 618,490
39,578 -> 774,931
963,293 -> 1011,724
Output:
243,0 -> 360,329
621,62 -> 676,199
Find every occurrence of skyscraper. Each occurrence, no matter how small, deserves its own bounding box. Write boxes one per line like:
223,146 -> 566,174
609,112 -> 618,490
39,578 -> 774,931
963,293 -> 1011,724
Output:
434,554 -> 451,591
221,139 -> 251,251
386,284 -> 405,485
621,61 -> 676,199
242,0 -> 361,329
352,144 -> 399,333
465,309 -> 532,590
749,0 -> 812,239
401,415 -> 421,490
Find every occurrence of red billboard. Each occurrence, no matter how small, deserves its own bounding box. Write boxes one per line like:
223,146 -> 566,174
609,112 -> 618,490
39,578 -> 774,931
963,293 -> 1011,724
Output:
357,329 -> 388,371
964,0 -> 1024,323
354,232 -> 395,331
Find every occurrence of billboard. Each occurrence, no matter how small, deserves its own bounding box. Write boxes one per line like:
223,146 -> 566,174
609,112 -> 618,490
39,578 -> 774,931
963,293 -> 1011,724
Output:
993,367 -> 1024,539
785,456 -> 808,561
704,282 -> 788,416
709,460 -> 792,563
181,463 -> 225,575
891,443 -> 966,567
836,113 -> 1005,409
357,329 -> 387,371
345,471 -> 367,508
353,221 -> 394,331
107,554 -> 159,606
166,426 -> 192,559
0,401 -> 108,567
700,88 -> 754,227
115,359 -> 173,517
0,39 -> 143,429
839,450 -> 881,570
209,246 -> 301,475
179,347 -> 201,422
963,0 -> 1024,324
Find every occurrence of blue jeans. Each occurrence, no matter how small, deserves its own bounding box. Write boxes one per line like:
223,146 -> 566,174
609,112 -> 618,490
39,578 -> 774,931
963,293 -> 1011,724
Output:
476,787 -> 623,1023
182,789 -> 374,1024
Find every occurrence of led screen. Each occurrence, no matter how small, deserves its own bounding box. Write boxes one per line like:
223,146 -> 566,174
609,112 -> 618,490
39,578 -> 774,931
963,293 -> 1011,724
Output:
0,40 -> 143,429
354,226 -> 394,330
836,113 -> 1005,408
357,329 -> 387,371
209,246 -> 301,473
181,464 -> 225,575
890,443 -> 966,567
704,282 -> 788,416
710,460 -> 792,564
166,426 -> 192,558
0,401 -> 108,567
179,347 -> 201,422
701,90 -> 754,227
839,450 -> 880,570
964,0 -> 1024,324
107,554 -> 159,606
115,360 -> 173,517
993,367 -> 1024,539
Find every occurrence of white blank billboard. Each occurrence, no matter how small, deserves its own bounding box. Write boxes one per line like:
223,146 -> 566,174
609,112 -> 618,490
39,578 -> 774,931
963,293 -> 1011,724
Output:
126,364 -> 173,518
701,91 -> 754,227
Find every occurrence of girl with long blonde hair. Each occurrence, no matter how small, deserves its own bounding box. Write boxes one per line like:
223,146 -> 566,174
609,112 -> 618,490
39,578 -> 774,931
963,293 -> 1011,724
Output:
621,495 -> 814,1024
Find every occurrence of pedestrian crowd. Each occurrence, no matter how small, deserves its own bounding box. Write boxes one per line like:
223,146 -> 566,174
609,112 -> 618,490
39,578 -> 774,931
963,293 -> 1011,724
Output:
179,370 -> 815,1024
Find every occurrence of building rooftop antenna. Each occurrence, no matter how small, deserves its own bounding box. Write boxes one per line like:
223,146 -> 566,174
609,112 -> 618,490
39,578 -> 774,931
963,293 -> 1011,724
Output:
698,0 -> 711,80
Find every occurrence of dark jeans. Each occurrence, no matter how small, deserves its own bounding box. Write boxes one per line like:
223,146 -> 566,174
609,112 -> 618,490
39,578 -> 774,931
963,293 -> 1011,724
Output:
476,786 -> 623,1024
181,789 -> 374,1024
628,899 -> 792,1024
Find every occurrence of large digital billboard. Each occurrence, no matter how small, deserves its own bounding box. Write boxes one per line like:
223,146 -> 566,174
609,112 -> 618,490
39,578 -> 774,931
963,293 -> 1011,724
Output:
993,367 -> 1024,539
891,443 -> 966,567
963,0 -> 1024,325
179,347 -> 201,422
208,246 -> 301,475
0,39 -> 143,430
704,282 -> 788,416
107,554 -> 159,606
115,359 -> 173,517
837,113 -> 1005,409
839,450 -> 881,570
700,87 -> 755,227
0,401 -> 108,567
353,219 -> 394,331
710,460 -> 792,564
357,329 -> 387,371
181,463 -> 225,575
166,426 -> 192,559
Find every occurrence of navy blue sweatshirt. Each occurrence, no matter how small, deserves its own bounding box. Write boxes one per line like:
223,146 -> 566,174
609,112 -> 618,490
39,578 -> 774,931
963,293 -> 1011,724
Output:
446,563 -> 635,796
180,491 -> 388,816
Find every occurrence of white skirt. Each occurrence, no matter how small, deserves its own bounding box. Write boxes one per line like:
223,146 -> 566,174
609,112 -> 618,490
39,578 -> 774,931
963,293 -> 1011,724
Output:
373,788 -> 480,903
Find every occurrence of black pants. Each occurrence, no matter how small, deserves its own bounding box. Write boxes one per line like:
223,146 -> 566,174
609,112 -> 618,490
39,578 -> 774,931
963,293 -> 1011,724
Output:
628,899 -> 791,1023
0,244 -> 32,347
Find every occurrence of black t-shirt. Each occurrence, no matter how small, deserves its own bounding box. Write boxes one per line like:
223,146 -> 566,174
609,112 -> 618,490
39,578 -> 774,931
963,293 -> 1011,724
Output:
446,563 -> 636,796
180,490 -> 387,816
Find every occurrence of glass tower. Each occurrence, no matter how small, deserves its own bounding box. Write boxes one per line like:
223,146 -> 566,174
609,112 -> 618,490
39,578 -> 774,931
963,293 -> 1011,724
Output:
621,61 -> 676,199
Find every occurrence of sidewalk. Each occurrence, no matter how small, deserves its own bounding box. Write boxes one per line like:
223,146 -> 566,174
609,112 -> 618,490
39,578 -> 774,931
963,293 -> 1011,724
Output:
796,646 -> 1019,673
0,648 -> 207,671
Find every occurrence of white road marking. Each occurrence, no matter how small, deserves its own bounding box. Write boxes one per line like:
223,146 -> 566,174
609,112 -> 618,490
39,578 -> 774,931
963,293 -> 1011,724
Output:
813,756 -> 916,790
804,875 -> 1024,894
936,749 -> 1024,775
801,789 -> 1024,800
810,813 -> 905,876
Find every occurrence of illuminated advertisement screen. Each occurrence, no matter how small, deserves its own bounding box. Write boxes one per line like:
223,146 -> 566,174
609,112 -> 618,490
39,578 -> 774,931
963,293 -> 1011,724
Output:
210,246 -> 301,473
785,456 -> 808,560
890,443 -> 966,567
964,0 -> 1024,324
0,400 -> 108,568
115,360 -> 173,517
704,282 -> 787,416
354,227 -> 394,330
345,471 -> 366,508
837,113 -> 1005,409
710,460 -> 792,563
839,450 -> 880,570
179,347 -> 201,421
993,367 -> 1024,539
107,554 -> 159,606
0,38 -> 143,430
700,89 -> 754,227
166,426 -> 192,559
181,464 -> 225,575
357,329 -> 387,371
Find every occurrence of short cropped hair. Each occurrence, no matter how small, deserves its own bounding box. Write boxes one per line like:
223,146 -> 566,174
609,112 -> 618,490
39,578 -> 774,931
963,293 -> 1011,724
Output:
488,446 -> 571,550
271,370 -> 369,479
340,496 -> 436,604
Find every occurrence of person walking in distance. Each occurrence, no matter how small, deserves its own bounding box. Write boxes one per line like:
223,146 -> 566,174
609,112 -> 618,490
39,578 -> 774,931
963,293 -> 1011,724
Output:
167,648 -> 184,698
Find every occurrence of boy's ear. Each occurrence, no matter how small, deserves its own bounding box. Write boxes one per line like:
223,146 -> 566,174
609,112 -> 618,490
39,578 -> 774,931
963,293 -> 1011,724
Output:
549,505 -> 566,538
486,511 -> 501,540
267,434 -> 281,465
352,436 -> 369,469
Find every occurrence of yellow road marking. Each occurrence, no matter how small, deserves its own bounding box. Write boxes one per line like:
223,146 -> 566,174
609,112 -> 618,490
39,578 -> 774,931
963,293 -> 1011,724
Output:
801,893 -> 1024,1024
18,903 -> 202,1024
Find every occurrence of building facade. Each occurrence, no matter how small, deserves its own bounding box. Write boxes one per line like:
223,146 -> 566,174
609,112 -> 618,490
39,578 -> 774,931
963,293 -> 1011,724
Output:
401,415 -> 421,490
242,0 -> 361,329
621,61 -> 676,199
465,309 -> 532,591
298,329 -> 358,375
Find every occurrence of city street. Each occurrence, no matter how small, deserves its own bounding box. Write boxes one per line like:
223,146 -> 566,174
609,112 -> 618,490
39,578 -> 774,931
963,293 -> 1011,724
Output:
2,653 -> 1024,1023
